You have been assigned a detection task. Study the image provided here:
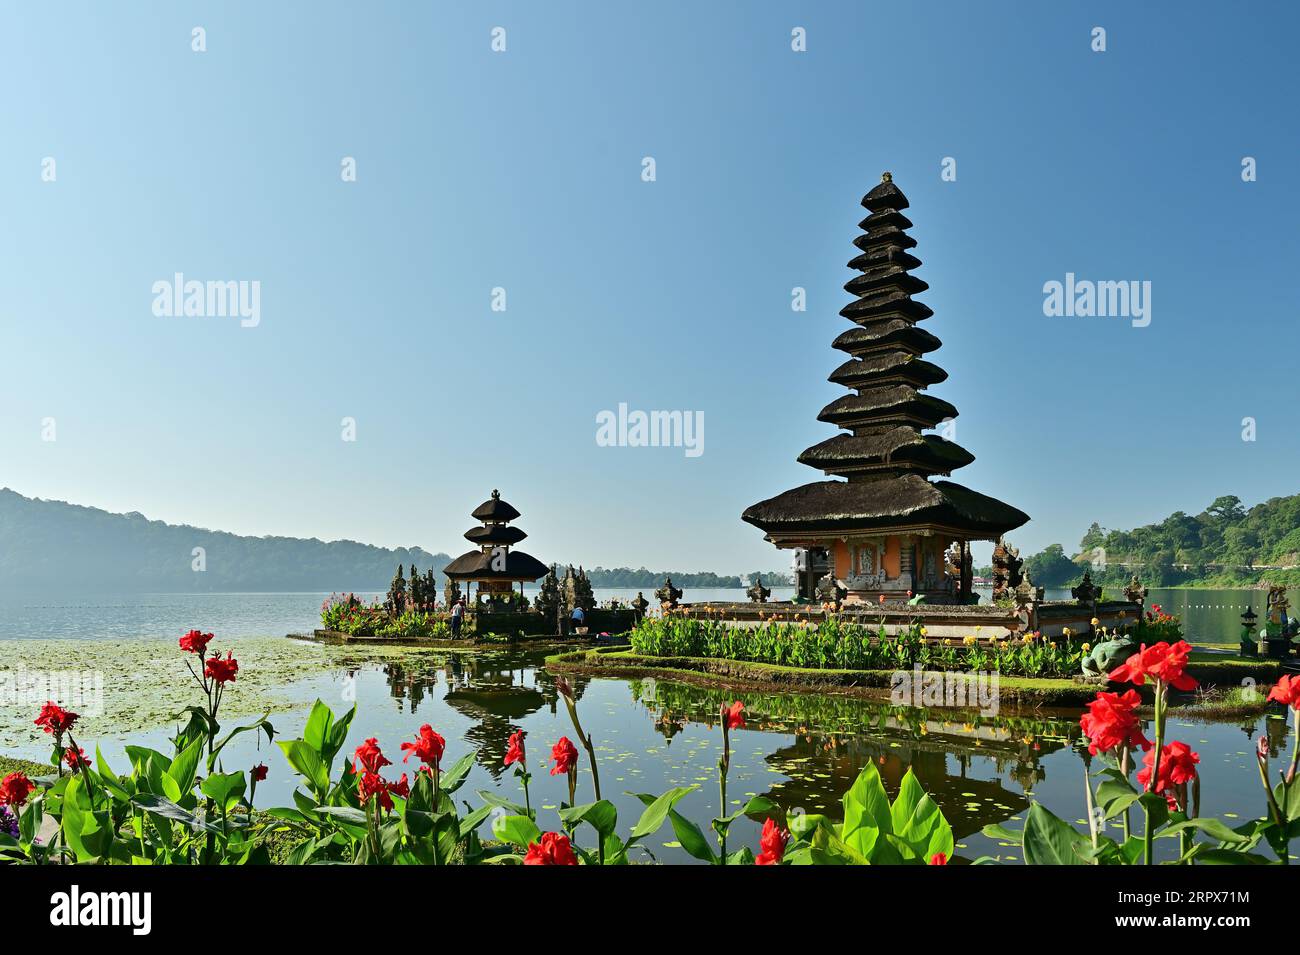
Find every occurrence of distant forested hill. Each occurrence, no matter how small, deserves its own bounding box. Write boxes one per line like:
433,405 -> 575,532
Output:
577,568 -> 793,589
0,488 -> 452,593
1023,493 -> 1300,589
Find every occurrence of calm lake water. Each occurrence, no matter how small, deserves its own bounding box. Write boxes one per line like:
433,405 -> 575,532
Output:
0,587 -> 1292,863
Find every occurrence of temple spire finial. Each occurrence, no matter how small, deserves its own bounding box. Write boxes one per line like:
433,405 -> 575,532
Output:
881,171 -> 892,183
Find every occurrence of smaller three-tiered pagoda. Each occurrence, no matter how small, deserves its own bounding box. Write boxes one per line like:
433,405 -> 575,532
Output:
743,173 -> 1029,604
443,490 -> 549,604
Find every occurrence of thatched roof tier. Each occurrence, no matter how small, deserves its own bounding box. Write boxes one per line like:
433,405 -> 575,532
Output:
831,322 -> 940,357
797,429 -> 974,477
827,354 -> 947,389
464,524 -> 528,546
862,175 -> 911,213
470,490 -> 520,523
846,246 -> 921,273
742,476 -> 1029,539
855,209 -> 913,234
444,549 -> 549,582
816,388 -> 956,429
843,265 -> 928,299
839,289 -> 932,323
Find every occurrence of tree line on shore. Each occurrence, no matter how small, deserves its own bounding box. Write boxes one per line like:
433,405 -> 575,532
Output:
1020,493 -> 1300,589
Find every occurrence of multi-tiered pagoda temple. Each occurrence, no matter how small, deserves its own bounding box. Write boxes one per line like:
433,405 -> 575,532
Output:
444,490 -> 549,603
743,173 -> 1028,604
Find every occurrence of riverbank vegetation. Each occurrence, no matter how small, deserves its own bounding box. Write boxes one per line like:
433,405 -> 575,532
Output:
1023,493 -> 1300,589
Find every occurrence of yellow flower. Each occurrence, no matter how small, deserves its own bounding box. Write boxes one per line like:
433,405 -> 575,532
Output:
963,635 -> 977,647
943,638 -> 952,646
1049,642 -> 1057,649
1081,642 -> 1092,652
1090,617 -> 1100,627
1063,627 -> 1073,637
920,626 -> 928,636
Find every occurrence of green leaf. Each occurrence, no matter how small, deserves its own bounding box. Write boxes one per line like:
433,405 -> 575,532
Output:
889,769 -> 954,862
163,735 -> 204,803
278,740 -> 331,797
439,752 -> 476,794
1159,816 -> 1252,845
632,793 -> 715,862
629,786 -> 696,839
132,793 -> 221,833
981,823 -> 1023,845
841,763 -> 893,860
209,714 -> 275,770
200,771 -> 247,813
474,790 -> 529,815
1022,803 -> 1090,865
492,813 -> 541,849
314,805 -> 368,826
559,800 -> 619,838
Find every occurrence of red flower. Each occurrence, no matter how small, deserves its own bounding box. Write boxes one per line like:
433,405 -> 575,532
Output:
1268,674 -> 1300,710
878,594 -> 886,605
354,738 -> 391,775
929,852 -> 948,865
63,747 -> 89,771
252,763 -> 268,782
204,651 -> 239,685
34,701 -> 78,738
504,730 -> 526,768
1137,740 -> 1199,808
357,772 -> 393,811
1079,689 -> 1150,755
1257,736 -> 1270,761
388,773 -> 410,800
400,724 -> 446,769
550,737 -> 578,776
0,772 -> 35,808
1108,641 -> 1198,691
755,818 -> 789,865
722,701 -> 746,731
179,629 -> 214,654
524,831 -> 578,865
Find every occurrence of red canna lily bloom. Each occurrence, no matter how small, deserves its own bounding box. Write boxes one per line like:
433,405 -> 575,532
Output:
1257,736 -> 1270,761
204,651 -> 239,685
34,701 -> 78,738
357,772 -> 394,811
1137,740 -> 1199,807
524,831 -> 578,865
550,737 -> 578,776
388,773 -> 410,800
755,818 -> 789,865
354,738 -> 391,775
252,763 -> 269,783
722,701 -> 745,731
1079,689 -> 1150,755
179,629 -> 214,654
504,729 -> 526,768
400,724 -> 446,769
929,852 -> 948,865
63,747 -> 89,771
1108,641 -> 1198,691
0,772 -> 35,808
1268,674 -> 1300,710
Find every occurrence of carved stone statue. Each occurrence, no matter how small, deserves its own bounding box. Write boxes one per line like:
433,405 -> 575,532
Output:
816,573 -> 847,610
747,574 -> 771,604
1123,574 -> 1148,610
631,591 -> 650,621
655,577 -> 683,610
991,536 -> 1024,602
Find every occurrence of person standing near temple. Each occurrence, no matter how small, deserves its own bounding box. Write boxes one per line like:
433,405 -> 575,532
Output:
570,603 -> 585,634
451,598 -> 465,638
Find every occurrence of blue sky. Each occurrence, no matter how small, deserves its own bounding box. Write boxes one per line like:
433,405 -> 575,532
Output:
2,1 -> 1297,573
